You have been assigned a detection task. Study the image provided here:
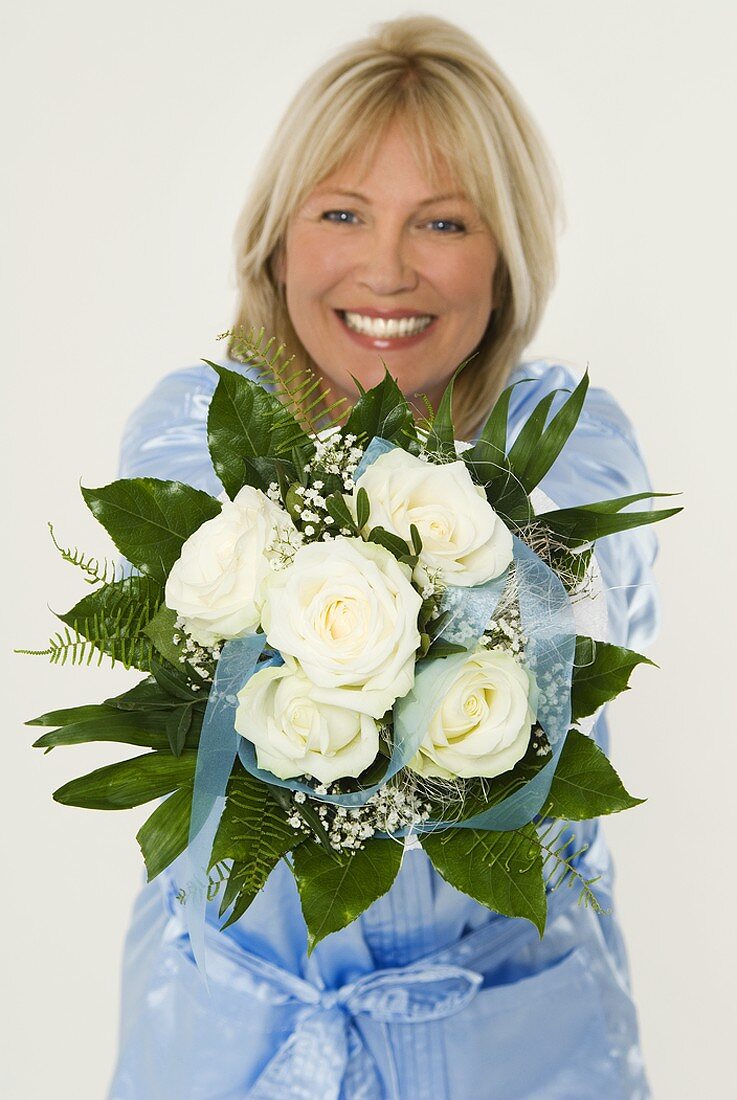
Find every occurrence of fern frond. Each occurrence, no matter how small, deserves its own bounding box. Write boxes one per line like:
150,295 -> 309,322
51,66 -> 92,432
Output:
533,804 -> 611,914
48,522 -> 119,585
15,625 -> 154,669
174,859 -> 232,905
223,323 -> 349,436
413,391 -> 437,437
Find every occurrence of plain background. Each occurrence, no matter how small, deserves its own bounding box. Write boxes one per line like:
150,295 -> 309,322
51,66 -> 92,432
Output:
3,1 -> 735,1095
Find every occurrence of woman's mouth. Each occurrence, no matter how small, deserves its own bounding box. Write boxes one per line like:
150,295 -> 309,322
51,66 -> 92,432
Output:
334,309 -> 437,349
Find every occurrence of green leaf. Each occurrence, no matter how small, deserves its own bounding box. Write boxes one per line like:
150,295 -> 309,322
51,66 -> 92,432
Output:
325,491 -> 358,534
343,368 -> 416,446
465,377 -> 532,473
422,822 -> 547,936
205,363 -> 308,499
210,771 -> 301,930
165,704 -> 194,757
521,371 -> 589,491
52,751 -> 197,809
366,525 -> 413,561
81,478 -> 221,584
356,487 -> 370,530
31,711 -> 175,752
424,362 -> 464,458
572,637 -> 657,720
27,703 -> 123,727
104,677 -> 185,711
547,728 -> 646,819
136,784 -> 193,880
55,573 -> 163,672
293,838 -> 403,954
506,392 -> 558,488
150,657 -> 201,702
536,492 -> 682,546
143,604 -> 184,667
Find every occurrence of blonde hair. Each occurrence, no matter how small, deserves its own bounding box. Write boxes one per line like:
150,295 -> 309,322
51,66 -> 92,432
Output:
229,14 -> 564,440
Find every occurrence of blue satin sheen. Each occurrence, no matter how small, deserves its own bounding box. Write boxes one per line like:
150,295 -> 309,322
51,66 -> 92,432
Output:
107,357 -> 659,1098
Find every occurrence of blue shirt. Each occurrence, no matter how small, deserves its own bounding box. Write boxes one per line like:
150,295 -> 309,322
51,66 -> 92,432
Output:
107,358 -> 658,1099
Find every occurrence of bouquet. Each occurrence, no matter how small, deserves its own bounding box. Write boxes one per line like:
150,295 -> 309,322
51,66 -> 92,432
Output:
21,328 -> 680,973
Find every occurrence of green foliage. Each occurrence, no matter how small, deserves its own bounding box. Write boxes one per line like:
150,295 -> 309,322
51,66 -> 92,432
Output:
535,491 -> 683,547
50,574 -> 164,671
143,604 -> 184,667
547,729 -> 645,819
47,522 -> 119,585
422,822 -> 547,936
136,785 -> 194,881
31,711 -> 175,753
571,637 -> 656,721
343,368 -> 418,447
81,478 -> 221,584
52,750 -> 197,810
424,360 -> 469,459
506,372 -> 590,494
292,837 -> 403,954
225,324 -> 348,435
209,770 -> 302,930
205,362 -> 309,499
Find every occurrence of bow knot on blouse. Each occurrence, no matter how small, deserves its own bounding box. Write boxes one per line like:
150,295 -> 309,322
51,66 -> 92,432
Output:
246,956 -> 484,1099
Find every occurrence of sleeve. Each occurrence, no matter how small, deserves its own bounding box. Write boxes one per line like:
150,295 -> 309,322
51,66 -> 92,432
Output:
117,364 -> 222,495
508,361 -> 661,654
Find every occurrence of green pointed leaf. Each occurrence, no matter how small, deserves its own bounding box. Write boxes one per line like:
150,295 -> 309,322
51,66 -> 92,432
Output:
104,677 -> 185,711
81,478 -> 221,584
136,784 -> 193,880
27,703 -> 123,727
293,837 -> 403,953
356,487 -> 370,530
210,771 -> 301,929
143,604 -> 184,667
343,368 -> 416,446
547,728 -> 645,819
506,390 -> 558,489
150,657 -> 201,702
325,491 -> 359,534
422,822 -> 547,935
520,371 -> 590,491
52,751 -> 197,809
366,525 -> 413,560
465,377 -> 533,473
165,704 -> 194,757
572,637 -> 657,720
424,362 -> 464,458
536,493 -> 682,546
205,363 -> 308,499
31,711 -> 174,752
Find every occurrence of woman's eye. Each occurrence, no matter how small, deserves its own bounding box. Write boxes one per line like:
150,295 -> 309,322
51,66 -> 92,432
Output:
321,209 -> 358,225
427,218 -> 465,233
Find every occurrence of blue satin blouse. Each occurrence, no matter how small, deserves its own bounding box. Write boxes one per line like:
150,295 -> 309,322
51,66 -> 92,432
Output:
106,358 -> 659,1099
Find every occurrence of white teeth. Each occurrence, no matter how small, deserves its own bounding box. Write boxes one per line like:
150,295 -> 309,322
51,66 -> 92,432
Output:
342,311 -> 434,337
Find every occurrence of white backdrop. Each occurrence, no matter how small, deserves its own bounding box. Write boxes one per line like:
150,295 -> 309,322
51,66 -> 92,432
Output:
3,1 -> 735,1096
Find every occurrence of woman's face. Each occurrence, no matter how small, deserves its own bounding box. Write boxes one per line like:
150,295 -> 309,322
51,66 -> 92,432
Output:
277,118 -> 499,410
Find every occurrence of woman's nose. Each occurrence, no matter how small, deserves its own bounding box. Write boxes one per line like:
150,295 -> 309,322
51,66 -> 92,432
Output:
354,228 -> 418,295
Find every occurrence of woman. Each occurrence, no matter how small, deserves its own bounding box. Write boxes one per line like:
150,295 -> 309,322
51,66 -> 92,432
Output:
108,15 -> 658,1099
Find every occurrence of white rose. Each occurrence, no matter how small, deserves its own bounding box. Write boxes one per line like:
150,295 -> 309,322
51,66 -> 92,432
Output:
234,660 -> 380,784
164,484 -> 295,646
351,448 -> 513,587
260,536 -> 423,719
407,647 -> 538,779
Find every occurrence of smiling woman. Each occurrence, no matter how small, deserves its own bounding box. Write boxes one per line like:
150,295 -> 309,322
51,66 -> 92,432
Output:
107,13 -> 658,1100
275,117 -> 499,412
228,15 -> 561,441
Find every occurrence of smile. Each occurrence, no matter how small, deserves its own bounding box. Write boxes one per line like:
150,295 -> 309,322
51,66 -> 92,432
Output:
339,311 -> 435,338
